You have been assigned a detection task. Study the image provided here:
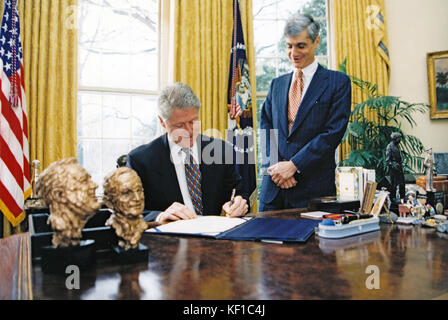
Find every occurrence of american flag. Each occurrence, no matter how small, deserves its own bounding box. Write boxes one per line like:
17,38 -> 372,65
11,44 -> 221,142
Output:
0,0 -> 30,227
227,0 -> 252,121
226,0 -> 257,209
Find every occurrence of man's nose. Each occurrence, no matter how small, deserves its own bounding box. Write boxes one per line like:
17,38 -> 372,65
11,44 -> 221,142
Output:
134,190 -> 143,200
184,122 -> 194,136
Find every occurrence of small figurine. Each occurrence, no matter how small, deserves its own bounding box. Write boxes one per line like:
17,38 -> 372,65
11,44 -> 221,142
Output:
37,158 -> 101,247
398,203 -> 412,218
116,154 -> 128,168
424,148 -> 436,192
405,191 -> 418,207
103,167 -> 148,250
31,159 -> 41,198
386,132 -> 405,202
25,159 -> 47,208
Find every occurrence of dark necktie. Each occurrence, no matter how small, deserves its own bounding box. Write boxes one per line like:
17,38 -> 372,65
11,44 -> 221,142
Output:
183,148 -> 203,215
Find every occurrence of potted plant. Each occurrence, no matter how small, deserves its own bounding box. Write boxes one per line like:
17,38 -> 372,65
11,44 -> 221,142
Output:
338,59 -> 430,184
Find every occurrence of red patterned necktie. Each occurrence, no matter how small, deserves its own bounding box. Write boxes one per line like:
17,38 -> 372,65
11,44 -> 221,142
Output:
183,149 -> 203,215
288,69 -> 304,132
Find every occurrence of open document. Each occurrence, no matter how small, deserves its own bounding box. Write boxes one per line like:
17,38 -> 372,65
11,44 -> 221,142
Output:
146,216 -> 320,243
145,215 -> 251,237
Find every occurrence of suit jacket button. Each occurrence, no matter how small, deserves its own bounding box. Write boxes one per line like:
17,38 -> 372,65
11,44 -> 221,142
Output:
286,140 -> 290,144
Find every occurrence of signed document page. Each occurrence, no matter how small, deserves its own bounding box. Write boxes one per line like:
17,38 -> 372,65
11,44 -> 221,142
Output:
145,216 -> 251,237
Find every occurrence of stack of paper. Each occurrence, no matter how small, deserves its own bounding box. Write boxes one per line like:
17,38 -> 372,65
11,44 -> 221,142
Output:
145,216 -> 250,237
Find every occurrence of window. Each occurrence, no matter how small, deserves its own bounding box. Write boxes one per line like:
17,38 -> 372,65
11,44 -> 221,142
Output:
253,0 -> 330,191
77,0 -> 161,193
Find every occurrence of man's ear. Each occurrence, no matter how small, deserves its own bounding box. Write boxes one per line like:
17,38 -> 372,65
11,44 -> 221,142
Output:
314,35 -> 321,47
158,116 -> 166,130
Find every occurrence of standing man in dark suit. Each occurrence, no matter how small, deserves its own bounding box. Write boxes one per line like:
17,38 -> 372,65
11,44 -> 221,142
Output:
127,82 -> 248,224
259,14 -> 352,211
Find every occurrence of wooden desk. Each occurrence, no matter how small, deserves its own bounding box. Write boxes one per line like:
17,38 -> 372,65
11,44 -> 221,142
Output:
18,209 -> 448,299
0,233 -> 32,300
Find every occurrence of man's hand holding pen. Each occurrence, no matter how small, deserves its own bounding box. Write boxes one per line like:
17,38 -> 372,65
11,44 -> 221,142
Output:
222,189 -> 248,217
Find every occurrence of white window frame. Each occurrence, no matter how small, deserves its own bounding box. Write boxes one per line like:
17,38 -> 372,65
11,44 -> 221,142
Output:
77,0 -> 173,191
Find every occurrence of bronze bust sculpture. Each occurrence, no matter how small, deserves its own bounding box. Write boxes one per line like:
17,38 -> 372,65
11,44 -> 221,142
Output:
37,158 -> 101,247
103,167 -> 148,250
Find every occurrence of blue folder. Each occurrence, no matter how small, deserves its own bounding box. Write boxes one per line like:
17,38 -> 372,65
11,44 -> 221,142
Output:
216,218 -> 320,243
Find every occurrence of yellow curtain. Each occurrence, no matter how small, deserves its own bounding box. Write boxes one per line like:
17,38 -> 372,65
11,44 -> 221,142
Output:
20,0 -> 78,170
172,0 -> 257,139
332,0 -> 390,161
173,0 -> 258,211
2,0 -> 78,237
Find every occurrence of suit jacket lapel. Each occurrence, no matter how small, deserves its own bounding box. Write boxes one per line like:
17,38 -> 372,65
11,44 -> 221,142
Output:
289,64 -> 329,135
198,134 -> 211,189
279,72 -> 293,138
198,135 -> 212,212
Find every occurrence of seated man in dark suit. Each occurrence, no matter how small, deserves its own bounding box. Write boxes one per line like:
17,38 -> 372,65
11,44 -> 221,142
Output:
127,82 -> 248,224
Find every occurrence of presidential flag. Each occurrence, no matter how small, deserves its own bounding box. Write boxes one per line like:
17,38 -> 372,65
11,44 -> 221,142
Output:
227,0 -> 257,208
0,0 -> 31,228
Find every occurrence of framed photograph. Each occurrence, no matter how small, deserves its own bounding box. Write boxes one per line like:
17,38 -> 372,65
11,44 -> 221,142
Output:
360,181 -> 377,214
370,190 -> 388,217
427,50 -> 448,119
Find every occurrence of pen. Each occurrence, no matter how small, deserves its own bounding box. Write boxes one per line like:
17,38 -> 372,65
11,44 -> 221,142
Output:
230,188 -> 236,206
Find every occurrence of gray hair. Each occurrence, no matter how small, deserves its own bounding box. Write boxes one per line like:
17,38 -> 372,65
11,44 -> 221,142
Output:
158,82 -> 201,120
284,13 -> 320,42
391,132 -> 402,140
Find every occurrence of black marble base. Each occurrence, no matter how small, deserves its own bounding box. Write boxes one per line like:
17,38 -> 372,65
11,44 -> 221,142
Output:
111,243 -> 149,264
40,239 -> 96,274
427,190 -> 445,210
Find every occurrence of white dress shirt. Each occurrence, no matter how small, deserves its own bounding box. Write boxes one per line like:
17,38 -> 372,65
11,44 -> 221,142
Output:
167,138 -> 200,214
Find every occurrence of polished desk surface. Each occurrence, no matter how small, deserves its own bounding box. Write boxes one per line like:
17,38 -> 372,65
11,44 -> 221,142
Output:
30,209 -> 448,300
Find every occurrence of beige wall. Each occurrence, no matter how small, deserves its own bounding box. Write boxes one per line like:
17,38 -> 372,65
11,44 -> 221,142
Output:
385,0 -> 448,153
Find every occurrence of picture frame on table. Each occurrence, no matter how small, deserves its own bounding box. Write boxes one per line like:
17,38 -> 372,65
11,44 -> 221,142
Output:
427,50 -> 448,119
370,190 -> 389,217
360,181 -> 377,214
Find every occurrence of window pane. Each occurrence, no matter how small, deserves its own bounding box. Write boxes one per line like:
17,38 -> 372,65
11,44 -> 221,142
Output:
78,0 -> 158,91
253,0 -> 279,19
102,95 -> 132,139
255,58 -> 278,92
77,138 -> 102,189
278,0 -> 310,19
316,56 -> 328,68
102,139 -> 133,178
78,93 -> 102,138
254,19 -> 280,58
315,20 -> 328,57
279,58 -> 293,75
77,0 -> 160,193
131,95 -> 159,140
301,0 -> 327,17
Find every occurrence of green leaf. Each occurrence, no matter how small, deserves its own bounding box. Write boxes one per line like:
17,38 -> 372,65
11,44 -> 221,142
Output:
340,57 -> 429,182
